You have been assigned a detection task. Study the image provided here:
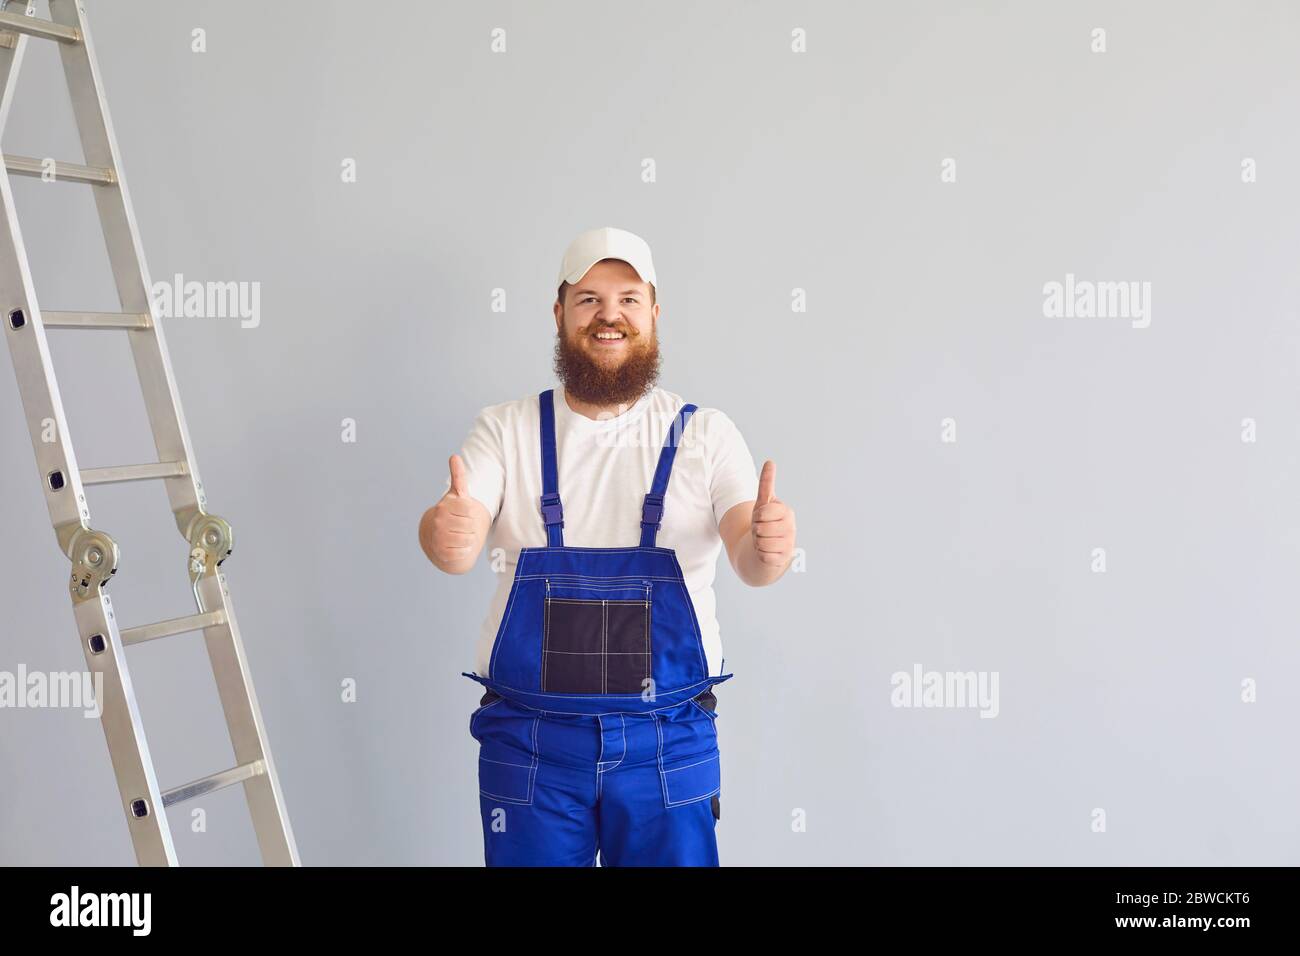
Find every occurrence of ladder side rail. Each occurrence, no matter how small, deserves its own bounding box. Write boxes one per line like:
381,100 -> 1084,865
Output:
196,574 -> 300,865
49,0 -> 206,540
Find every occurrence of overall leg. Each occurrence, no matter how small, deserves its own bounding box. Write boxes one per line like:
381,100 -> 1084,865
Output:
596,701 -> 722,867
473,700 -> 601,866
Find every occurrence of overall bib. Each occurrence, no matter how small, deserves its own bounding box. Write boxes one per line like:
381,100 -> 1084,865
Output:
462,388 -> 734,866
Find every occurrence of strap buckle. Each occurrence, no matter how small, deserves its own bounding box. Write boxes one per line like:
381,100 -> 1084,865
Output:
640,492 -> 664,531
539,491 -> 564,527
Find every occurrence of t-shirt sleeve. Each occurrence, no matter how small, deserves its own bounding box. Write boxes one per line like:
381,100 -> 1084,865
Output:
446,407 -> 506,523
703,410 -> 760,526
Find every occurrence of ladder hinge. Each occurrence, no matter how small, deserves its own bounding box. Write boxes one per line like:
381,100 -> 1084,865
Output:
186,513 -> 233,581
67,527 -> 118,603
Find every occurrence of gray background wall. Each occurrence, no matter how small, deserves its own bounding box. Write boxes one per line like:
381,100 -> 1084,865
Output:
2,0 -> 1298,865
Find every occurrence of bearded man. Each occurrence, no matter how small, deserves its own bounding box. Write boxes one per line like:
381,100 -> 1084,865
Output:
419,226 -> 797,866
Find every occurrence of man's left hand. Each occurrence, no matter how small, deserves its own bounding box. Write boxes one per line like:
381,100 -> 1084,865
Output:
751,459 -> 796,568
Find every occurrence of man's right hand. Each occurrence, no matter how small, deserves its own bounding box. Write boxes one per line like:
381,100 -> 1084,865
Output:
419,454 -> 490,574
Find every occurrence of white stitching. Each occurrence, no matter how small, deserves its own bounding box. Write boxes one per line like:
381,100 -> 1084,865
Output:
543,598 -> 644,606
544,649 -> 646,655
646,585 -> 653,693
478,789 -> 530,804
527,716 -> 540,802
662,755 -> 718,775
596,712 -> 605,800
615,714 -> 626,771
546,580 -> 656,589
665,786 -> 721,808
654,714 -> 669,806
481,757 -> 532,769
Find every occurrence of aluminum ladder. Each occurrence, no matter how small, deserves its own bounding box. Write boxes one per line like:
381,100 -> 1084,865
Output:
0,0 -> 298,866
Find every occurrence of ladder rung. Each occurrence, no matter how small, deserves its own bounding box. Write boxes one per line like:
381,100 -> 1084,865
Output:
3,154 -> 115,185
0,11 -> 80,44
120,609 -> 227,646
80,461 -> 189,485
42,311 -> 152,330
161,760 -> 266,808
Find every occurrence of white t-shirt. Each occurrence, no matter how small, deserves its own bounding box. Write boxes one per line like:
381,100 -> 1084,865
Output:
448,385 -> 760,679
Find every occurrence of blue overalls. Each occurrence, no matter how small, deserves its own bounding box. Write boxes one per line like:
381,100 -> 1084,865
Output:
462,388 -> 734,866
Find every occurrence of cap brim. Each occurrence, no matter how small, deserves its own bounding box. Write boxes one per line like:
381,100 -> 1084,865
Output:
562,257 -> 653,286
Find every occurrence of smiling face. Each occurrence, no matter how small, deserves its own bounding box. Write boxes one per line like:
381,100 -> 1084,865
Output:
553,258 -> 661,407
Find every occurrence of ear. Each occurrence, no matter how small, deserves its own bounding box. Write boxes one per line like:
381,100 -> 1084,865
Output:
553,300 -> 563,332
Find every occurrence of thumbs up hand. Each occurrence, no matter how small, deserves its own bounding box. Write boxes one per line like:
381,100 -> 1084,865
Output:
751,460 -> 796,568
422,453 -> 487,571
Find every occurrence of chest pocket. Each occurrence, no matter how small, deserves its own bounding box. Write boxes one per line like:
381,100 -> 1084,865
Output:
542,579 -> 652,694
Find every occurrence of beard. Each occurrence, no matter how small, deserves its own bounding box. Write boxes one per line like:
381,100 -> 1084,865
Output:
553,320 -> 661,407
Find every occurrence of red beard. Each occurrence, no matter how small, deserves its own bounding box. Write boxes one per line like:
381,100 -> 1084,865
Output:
553,325 -> 661,406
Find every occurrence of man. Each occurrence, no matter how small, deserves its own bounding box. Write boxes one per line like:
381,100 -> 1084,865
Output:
419,226 -> 796,866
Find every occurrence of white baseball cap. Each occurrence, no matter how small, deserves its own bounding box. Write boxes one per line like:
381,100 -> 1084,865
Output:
557,226 -> 657,290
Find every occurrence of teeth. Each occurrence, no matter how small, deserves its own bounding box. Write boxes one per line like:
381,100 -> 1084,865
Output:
595,331 -> 624,339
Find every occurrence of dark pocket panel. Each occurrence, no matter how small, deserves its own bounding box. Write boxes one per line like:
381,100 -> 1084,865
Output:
542,597 -> 650,694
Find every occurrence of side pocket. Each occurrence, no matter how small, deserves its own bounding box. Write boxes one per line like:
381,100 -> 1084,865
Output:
660,751 -> 721,808
656,705 -> 721,808
479,750 -> 537,806
474,704 -> 539,806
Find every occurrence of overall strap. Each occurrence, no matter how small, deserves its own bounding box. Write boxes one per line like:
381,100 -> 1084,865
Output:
640,403 -> 699,548
538,389 -> 564,547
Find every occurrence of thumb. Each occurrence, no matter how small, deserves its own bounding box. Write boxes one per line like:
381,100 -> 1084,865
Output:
756,459 -> 776,507
448,454 -> 468,497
